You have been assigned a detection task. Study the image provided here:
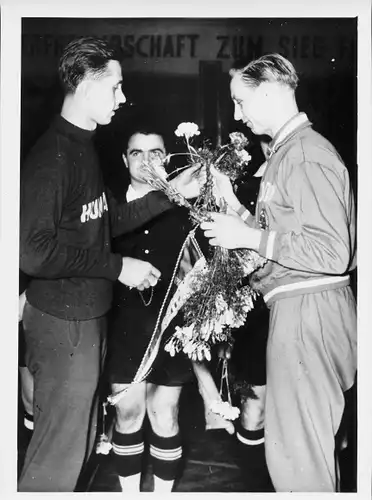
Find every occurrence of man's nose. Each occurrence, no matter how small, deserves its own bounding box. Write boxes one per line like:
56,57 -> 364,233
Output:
143,151 -> 150,162
117,88 -> 126,105
234,103 -> 242,121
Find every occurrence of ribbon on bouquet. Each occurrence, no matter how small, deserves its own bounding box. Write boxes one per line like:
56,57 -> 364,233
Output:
107,226 -> 206,407
219,358 -> 232,406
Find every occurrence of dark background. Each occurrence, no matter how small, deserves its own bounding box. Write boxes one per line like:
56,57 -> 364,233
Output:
21,18 -> 357,193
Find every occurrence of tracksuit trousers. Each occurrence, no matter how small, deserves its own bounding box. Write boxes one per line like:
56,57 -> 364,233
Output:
264,286 -> 357,491
18,302 -> 107,492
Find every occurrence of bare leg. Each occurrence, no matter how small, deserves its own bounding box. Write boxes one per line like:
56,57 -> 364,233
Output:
192,361 -> 235,435
111,382 -> 147,492
240,385 -> 266,431
19,366 -> 34,417
147,384 -> 184,492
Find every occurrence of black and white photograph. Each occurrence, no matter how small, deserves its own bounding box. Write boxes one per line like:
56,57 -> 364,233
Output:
1,0 -> 371,497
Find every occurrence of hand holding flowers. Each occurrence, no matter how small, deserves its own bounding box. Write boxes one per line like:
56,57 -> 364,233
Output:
169,163 -> 207,200
201,213 -> 262,251
139,121 -> 267,363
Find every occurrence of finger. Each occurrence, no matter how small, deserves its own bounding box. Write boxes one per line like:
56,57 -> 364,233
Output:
198,175 -> 206,186
203,229 -> 216,239
185,164 -> 201,176
203,212 -> 219,223
149,266 -> 161,279
137,283 -> 145,291
142,279 -> 151,289
200,221 -> 214,230
148,275 -> 158,287
209,238 -> 219,246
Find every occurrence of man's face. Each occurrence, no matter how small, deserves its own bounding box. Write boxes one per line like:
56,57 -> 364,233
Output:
124,133 -> 166,184
230,75 -> 271,136
85,60 -> 126,126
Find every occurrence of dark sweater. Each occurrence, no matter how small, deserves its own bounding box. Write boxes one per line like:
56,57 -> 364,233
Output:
20,115 -> 173,320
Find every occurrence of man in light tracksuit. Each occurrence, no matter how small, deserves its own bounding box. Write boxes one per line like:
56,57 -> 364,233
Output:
202,53 -> 357,492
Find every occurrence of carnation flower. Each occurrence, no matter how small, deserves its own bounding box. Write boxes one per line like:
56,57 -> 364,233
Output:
176,324 -> 194,340
175,122 -> 201,140
229,131 -> 249,150
209,400 -> 240,420
96,434 -> 113,455
236,148 -> 251,163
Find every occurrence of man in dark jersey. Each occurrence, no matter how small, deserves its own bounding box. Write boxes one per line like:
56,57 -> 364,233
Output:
19,37 -> 201,492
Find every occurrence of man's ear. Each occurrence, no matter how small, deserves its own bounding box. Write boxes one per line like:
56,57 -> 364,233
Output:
122,154 -> 128,169
76,78 -> 92,100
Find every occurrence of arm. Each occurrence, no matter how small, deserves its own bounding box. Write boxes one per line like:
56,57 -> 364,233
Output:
108,163 -> 204,238
202,161 -> 354,275
258,161 -> 354,275
108,189 -> 173,238
210,165 -> 257,227
20,159 -> 122,281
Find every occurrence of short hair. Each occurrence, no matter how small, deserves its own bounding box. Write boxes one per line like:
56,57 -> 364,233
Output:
122,119 -> 168,155
229,53 -> 299,90
58,36 -> 120,94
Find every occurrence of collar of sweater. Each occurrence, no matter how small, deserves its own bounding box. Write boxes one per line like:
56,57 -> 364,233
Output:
126,184 -> 154,202
54,114 -> 96,143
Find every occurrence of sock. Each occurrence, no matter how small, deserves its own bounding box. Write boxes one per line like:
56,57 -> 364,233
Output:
149,430 -> 182,485
23,411 -> 34,431
112,427 -> 144,489
236,421 -> 264,445
235,422 -> 273,492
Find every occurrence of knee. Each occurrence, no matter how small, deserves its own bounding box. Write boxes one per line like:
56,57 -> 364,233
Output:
19,367 -> 34,413
115,400 -> 146,433
147,400 -> 179,436
241,386 -> 266,431
21,390 -> 34,414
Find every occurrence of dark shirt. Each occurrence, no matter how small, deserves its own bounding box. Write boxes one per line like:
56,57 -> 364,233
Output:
112,205 -> 205,306
20,115 -> 173,320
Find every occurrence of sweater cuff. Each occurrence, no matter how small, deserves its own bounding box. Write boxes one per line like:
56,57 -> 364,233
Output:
236,204 -> 255,226
258,230 -> 277,260
107,253 -> 123,281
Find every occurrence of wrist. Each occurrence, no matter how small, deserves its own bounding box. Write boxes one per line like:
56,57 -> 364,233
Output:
226,193 -> 241,212
242,226 -> 262,251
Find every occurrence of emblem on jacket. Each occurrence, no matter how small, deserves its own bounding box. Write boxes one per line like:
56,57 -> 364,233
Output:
259,208 -> 268,230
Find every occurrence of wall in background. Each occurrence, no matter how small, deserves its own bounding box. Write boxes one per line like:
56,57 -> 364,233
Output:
21,17 -> 357,197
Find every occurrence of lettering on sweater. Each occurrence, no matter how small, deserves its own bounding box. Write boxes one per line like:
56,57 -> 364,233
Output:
80,192 -> 108,223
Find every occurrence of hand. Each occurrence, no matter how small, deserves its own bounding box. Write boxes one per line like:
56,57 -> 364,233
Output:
201,213 -> 262,250
169,164 -> 206,199
19,291 -> 27,322
210,166 -> 239,211
119,257 -> 161,290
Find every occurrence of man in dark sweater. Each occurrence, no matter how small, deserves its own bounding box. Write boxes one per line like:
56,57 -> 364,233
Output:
19,37 -> 201,492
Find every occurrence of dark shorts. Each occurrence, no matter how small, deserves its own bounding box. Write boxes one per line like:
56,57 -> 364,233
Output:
230,295 -> 270,387
108,338 -> 193,386
107,301 -> 193,387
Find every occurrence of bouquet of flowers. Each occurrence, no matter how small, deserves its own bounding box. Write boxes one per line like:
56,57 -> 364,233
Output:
140,122 -> 267,362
